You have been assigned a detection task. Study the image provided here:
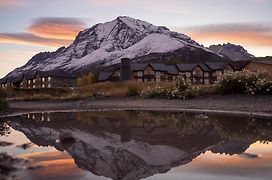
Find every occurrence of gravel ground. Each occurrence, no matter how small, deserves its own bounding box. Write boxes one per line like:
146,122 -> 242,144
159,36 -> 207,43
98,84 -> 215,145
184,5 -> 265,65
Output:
5,95 -> 272,117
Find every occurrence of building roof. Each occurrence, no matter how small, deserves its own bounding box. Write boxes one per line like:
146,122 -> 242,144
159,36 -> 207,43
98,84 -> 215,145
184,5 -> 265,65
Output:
205,62 -> 228,70
198,63 -> 212,72
230,61 -> 250,70
24,72 -> 37,80
8,74 -> 24,83
131,63 -> 148,71
0,77 -> 7,84
254,60 -> 272,65
150,64 -> 167,71
165,65 -> 179,75
98,72 -> 114,81
176,64 -> 198,72
38,70 -> 76,78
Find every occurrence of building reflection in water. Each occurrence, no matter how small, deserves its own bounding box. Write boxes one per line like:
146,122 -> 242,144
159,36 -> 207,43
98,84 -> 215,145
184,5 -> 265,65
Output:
3,111 -> 272,180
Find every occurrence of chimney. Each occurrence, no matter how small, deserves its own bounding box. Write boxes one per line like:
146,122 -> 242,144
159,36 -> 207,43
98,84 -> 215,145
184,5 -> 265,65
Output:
120,58 -> 132,81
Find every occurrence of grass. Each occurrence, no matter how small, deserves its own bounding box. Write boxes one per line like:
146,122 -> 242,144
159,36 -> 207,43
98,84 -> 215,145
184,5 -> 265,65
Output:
74,80 -> 175,98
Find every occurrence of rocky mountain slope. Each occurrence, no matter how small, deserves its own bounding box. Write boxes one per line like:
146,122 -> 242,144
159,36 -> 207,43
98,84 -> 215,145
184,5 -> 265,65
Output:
208,43 -> 255,61
6,16 -> 227,78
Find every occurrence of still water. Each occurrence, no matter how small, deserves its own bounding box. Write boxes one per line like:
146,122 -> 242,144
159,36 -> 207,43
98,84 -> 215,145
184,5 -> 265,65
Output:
0,111 -> 272,180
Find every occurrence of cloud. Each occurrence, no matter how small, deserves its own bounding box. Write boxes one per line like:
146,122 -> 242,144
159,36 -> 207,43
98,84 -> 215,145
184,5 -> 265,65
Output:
27,17 -> 87,40
0,0 -> 30,8
0,17 -> 88,47
0,33 -> 71,47
174,22 -> 272,47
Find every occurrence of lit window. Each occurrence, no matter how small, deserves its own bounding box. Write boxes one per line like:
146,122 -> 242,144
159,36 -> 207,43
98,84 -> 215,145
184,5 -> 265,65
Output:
42,84 -> 45,88
33,79 -> 36,83
48,84 -> 51,88
42,77 -> 45,82
137,71 -> 143,76
33,85 -> 36,88
48,77 -> 51,81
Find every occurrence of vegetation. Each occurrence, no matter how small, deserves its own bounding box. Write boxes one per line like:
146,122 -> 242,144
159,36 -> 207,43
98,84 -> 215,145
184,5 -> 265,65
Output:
77,73 -> 98,87
0,88 -> 9,111
215,70 -> 272,95
2,70 -> 271,101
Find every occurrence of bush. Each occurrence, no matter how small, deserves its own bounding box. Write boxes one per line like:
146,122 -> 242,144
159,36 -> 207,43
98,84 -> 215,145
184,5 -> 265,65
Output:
77,73 -> 98,86
0,98 -> 9,111
140,76 -> 193,100
215,70 -> 272,95
140,85 -> 169,98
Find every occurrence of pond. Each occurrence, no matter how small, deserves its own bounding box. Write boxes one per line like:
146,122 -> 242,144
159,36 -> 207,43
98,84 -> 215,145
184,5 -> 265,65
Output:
0,111 -> 272,180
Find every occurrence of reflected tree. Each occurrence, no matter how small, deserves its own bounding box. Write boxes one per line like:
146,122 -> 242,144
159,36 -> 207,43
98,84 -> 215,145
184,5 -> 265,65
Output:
0,121 -> 11,136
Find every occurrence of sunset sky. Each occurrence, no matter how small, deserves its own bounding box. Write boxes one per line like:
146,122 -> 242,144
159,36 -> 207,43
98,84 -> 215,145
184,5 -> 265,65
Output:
0,0 -> 272,78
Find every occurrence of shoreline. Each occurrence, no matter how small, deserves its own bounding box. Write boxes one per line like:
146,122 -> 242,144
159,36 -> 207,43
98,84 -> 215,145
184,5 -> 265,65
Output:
2,95 -> 272,118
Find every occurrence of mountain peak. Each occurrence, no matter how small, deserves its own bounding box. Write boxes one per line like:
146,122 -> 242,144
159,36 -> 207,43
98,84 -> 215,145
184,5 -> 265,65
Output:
6,16 -> 221,78
208,43 -> 255,61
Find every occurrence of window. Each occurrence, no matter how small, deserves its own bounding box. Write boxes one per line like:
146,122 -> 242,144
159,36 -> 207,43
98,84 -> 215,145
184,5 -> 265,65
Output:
33,79 -> 36,83
48,84 -> 51,88
28,80 -> 31,84
33,85 -> 36,88
42,77 -> 45,82
137,71 -> 143,76
42,84 -> 45,88
48,77 -> 51,81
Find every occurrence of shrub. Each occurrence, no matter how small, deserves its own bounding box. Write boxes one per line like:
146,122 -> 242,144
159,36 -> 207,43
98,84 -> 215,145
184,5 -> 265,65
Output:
215,70 -> 272,95
0,98 -> 9,111
77,73 -> 98,86
140,85 -> 169,98
175,76 -> 191,92
140,76 -> 193,100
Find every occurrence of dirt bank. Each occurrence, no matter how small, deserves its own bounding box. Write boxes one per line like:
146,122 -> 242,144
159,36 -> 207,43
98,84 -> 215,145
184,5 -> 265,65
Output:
5,95 -> 272,117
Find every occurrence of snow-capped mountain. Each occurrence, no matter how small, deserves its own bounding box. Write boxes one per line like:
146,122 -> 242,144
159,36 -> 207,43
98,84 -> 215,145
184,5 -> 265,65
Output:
208,43 -> 255,61
6,16 -> 225,78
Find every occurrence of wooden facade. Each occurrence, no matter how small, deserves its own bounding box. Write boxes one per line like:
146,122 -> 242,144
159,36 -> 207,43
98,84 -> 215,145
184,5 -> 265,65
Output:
243,61 -> 272,73
0,71 -> 76,89
98,61 -> 243,85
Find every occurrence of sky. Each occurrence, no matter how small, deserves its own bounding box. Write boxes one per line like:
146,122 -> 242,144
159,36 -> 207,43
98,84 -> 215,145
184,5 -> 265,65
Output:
0,0 -> 272,78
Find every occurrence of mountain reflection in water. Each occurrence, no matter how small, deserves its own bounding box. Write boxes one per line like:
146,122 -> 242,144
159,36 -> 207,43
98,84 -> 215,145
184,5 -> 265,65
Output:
1,111 -> 272,180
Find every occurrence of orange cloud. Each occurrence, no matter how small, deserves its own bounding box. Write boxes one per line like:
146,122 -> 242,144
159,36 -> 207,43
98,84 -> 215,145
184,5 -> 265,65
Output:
27,17 -> 87,40
176,22 -> 272,47
188,32 -> 272,47
0,33 -> 72,47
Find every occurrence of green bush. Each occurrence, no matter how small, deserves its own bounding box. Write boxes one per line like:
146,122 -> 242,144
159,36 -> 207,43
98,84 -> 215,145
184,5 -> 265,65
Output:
215,70 -> 272,95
